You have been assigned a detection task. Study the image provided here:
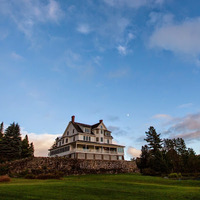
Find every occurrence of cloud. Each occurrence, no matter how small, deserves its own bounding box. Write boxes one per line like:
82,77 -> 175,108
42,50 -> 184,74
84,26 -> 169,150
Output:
108,68 -> 129,78
165,112 -> 200,141
117,45 -> 127,55
178,103 -> 193,109
152,114 -> 172,119
0,0 -> 63,40
11,52 -> 24,60
21,129 -> 59,157
107,115 -> 120,122
104,0 -> 164,9
149,17 -> 200,64
108,126 -> 120,132
77,24 -> 91,34
127,146 -> 141,158
107,125 -> 128,136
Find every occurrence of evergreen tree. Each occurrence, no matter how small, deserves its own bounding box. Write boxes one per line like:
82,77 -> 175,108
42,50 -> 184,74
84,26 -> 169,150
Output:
0,122 -> 3,139
3,122 -> 22,160
29,142 -> 34,157
145,126 -> 163,154
144,127 -> 167,174
21,135 -> 29,158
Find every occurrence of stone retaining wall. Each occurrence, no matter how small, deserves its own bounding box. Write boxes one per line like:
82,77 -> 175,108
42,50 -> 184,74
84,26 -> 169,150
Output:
0,157 -> 138,176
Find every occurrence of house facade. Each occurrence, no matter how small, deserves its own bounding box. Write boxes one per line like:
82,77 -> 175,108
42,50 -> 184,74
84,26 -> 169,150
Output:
49,116 -> 125,160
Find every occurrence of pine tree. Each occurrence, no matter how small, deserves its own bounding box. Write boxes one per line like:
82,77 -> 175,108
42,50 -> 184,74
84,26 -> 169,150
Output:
21,135 -> 29,158
144,126 -> 167,174
3,122 -> 22,160
29,142 -> 34,157
0,122 -> 3,139
145,126 -> 163,154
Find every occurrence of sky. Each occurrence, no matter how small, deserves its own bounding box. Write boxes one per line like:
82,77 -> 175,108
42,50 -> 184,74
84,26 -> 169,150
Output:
0,0 -> 200,159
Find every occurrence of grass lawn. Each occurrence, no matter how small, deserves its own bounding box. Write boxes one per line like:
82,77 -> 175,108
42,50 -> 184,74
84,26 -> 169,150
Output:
0,174 -> 199,200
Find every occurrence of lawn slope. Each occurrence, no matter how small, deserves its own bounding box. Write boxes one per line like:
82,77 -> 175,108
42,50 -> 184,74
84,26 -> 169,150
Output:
0,174 -> 199,200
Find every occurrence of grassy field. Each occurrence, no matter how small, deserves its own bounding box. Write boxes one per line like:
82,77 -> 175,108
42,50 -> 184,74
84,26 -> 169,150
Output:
0,174 -> 200,200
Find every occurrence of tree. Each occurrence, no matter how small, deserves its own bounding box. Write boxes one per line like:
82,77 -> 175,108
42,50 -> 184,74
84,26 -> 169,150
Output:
0,122 -> 3,139
3,123 -> 22,160
145,126 -> 163,154
28,142 -> 34,157
21,135 -> 30,158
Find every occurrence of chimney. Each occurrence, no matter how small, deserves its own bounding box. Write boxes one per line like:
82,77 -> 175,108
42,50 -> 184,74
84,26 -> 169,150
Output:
71,115 -> 75,123
99,119 -> 103,123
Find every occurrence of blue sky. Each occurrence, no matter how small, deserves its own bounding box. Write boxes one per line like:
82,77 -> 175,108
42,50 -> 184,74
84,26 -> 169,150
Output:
0,0 -> 200,159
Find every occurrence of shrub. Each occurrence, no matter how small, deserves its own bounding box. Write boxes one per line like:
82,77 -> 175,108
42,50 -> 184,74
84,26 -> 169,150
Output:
0,165 -> 9,175
142,168 -> 158,176
0,175 -> 11,182
25,174 -> 35,179
36,173 -> 61,180
168,173 -> 182,179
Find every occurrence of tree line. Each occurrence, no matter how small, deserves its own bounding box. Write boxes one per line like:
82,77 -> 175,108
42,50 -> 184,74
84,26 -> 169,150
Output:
136,126 -> 200,175
0,122 -> 34,163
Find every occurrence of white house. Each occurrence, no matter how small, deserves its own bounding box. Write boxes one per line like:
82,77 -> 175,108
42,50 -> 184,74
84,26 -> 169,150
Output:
49,116 -> 125,160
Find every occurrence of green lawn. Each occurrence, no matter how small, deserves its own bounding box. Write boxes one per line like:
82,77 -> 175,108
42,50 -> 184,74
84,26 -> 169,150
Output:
0,174 -> 199,200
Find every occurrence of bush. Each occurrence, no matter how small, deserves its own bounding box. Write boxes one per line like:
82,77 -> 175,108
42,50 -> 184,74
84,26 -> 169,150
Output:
142,168 -> 158,176
0,165 -> 9,175
36,173 -> 61,180
168,173 -> 182,179
25,174 -> 36,179
0,175 -> 11,182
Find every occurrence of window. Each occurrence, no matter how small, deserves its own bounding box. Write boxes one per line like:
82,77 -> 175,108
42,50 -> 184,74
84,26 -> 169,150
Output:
86,136 -> 88,141
105,132 -> 110,136
96,130 -> 99,134
117,148 -> 124,153
67,131 -> 69,136
83,136 -> 85,141
101,137 -> 103,142
101,125 -> 103,129
73,136 -> 75,142
65,138 -> 68,143
101,130 -> 103,134
62,139 -> 64,144
89,137 -> 91,141
96,137 -> 99,142
85,128 -> 90,133
107,139 -> 109,144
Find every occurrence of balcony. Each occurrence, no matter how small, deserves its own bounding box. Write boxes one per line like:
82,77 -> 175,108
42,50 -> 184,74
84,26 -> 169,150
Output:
74,148 -> 122,155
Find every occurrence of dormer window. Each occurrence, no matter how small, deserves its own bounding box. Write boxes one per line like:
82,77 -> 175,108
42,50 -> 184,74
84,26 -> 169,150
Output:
85,128 -> 90,133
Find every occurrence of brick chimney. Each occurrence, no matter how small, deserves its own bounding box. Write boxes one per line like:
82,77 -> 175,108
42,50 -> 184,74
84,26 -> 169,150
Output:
99,119 -> 103,123
71,115 -> 75,123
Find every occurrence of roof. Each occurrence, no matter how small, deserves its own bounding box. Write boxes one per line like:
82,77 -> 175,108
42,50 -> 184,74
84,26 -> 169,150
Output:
72,121 -> 103,134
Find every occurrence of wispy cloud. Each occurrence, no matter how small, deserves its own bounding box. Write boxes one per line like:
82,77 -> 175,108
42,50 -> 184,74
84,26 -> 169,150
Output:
149,17 -> 200,65
117,45 -> 127,55
178,103 -> 193,109
104,0 -> 164,9
0,0 -> 63,41
77,24 -> 91,34
152,114 -> 172,120
11,52 -> 24,60
164,112 -> 200,141
108,68 -> 129,79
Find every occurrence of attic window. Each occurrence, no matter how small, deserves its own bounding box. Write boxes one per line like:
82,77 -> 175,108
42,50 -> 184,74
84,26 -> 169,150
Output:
85,128 -> 90,133
67,131 -> 69,136
101,125 -> 103,129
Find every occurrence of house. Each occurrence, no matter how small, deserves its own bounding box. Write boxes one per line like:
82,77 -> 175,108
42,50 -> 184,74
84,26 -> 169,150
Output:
49,116 -> 125,160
